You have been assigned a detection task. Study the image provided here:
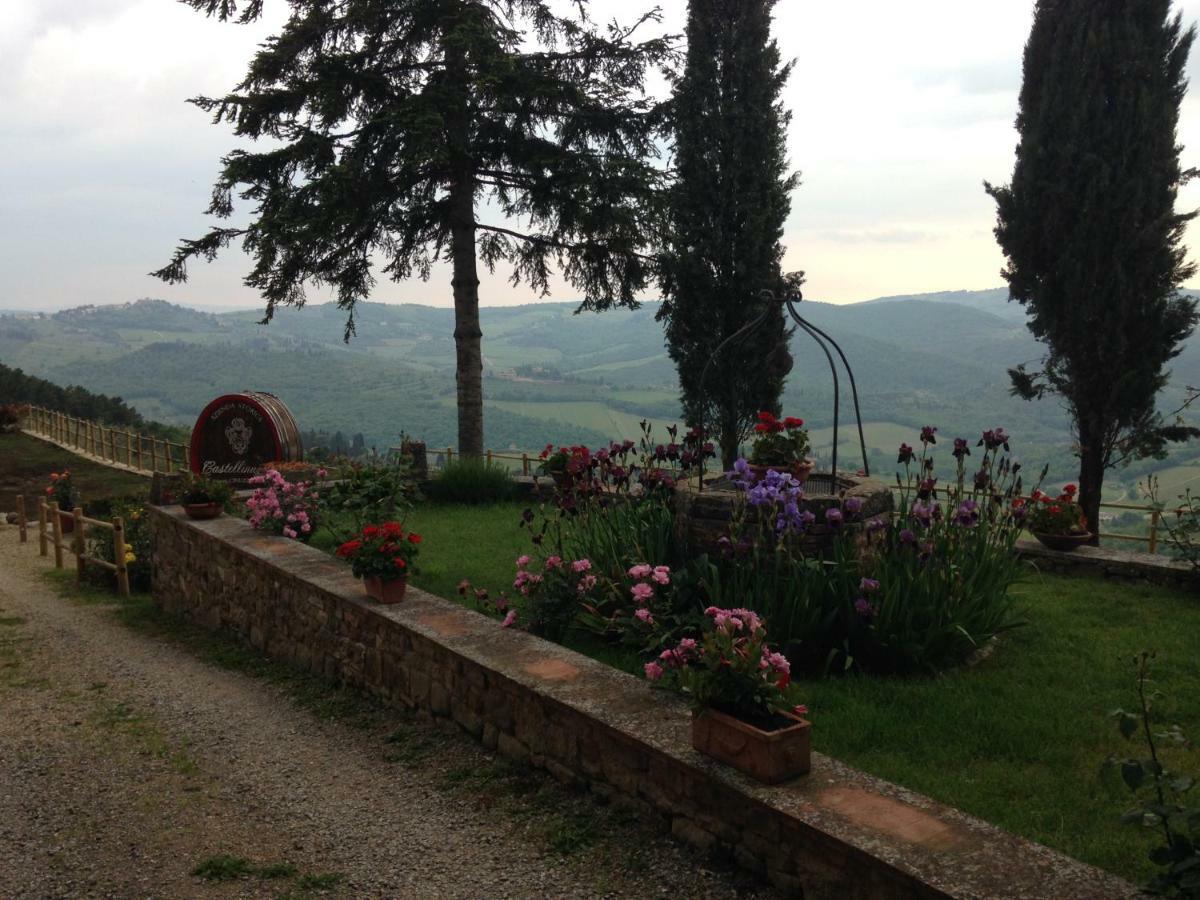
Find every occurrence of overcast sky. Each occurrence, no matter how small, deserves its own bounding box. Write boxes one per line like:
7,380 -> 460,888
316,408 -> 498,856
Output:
5,0 -> 1200,312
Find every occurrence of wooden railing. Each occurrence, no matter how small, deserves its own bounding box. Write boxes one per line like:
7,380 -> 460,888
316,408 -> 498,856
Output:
18,496 -> 131,597
20,405 -> 188,475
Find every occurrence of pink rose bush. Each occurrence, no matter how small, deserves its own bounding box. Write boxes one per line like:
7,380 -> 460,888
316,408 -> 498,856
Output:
246,468 -> 317,540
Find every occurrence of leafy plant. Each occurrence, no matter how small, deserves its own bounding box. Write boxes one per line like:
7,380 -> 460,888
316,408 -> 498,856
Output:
1105,651 -> 1199,897
645,606 -> 807,729
748,411 -> 810,467
179,473 -> 232,506
85,498 -> 152,592
335,522 -> 421,583
508,554 -> 600,641
425,458 -> 516,504
316,456 -> 417,542
1145,476 -> 1200,571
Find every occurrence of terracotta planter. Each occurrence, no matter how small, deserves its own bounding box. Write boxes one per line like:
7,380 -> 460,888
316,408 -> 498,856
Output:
747,458 -> 814,485
691,708 -> 811,784
1032,531 -> 1093,552
57,514 -> 75,535
183,501 -> 223,520
364,575 -> 408,604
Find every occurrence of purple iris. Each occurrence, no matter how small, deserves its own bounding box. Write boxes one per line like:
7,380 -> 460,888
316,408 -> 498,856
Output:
897,443 -> 915,465
854,597 -> 876,619
844,497 -> 864,517
899,528 -> 917,545
825,507 -> 844,528
860,577 -> 880,593
953,499 -> 980,527
920,425 -> 938,445
952,438 -> 970,460
867,516 -> 888,534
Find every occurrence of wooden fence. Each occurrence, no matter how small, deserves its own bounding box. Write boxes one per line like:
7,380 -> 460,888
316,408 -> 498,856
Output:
18,496 -> 131,597
20,405 -> 188,475
428,445 -> 1181,555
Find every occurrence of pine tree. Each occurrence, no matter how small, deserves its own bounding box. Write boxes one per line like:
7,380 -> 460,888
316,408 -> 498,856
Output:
658,0 -> 798,468
153,1 -> 672,457
986,0 -> 1199,541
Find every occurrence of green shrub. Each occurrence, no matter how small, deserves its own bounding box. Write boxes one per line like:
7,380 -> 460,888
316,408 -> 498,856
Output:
425,459 -> 517,504
85,496 -> 152,593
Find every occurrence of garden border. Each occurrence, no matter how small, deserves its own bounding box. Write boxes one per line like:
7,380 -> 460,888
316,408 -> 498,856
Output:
1016,539 -> 1198,592
149,506 -> 1136,899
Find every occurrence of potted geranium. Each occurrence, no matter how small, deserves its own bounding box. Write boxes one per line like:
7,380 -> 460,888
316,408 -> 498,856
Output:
1027,484 -> 1091,551
45,470 -> 76,533
180,474 -> 233,520
645,606 -> 811,784
748,412 -> 813,483
335,521 -> 422,604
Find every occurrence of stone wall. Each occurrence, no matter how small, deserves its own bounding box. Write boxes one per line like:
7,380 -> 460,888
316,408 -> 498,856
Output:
150,506 -> 1135,899
1016,540 -> 1198,593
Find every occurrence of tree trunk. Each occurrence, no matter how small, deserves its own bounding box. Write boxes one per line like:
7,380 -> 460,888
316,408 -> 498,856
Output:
445,21 -> 483,459
1077,431 -> 1106,547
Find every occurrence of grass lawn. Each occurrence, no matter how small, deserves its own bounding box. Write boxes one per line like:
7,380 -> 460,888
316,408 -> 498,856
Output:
0,431 -> 150,513
312,499 -> 1199,885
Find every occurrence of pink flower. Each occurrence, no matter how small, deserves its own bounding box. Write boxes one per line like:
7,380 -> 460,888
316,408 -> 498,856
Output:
516,555 -> 532,568
643,661 -> 664,681
544,555 -> 563,570
501,610 -> 518,628
634,608 -> 654,624
575,574 -> 597,594
651,566 -> 671,585
627,563 -> 652,579
678,638 -> 697,654
571,559 -> 592,573
316,468 -> 328,478
766,652 -> 790,675
630,583 -> 654,604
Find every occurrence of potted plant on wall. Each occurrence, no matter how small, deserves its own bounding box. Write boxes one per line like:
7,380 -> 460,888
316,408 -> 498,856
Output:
537,444 -> 590,492
748,412 -> 813,483
45,470 -> 76,533
335,521 -> 422,604
180,475 -> 233,520
645,606 -> 811,784
1027,484 -> 1092,551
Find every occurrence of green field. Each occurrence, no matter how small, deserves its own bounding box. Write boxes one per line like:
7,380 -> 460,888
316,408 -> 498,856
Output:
0,432 -> 150,512
481,400 -> 682,443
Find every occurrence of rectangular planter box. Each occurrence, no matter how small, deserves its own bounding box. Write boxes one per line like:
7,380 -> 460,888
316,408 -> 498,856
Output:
692,708 -> 811,784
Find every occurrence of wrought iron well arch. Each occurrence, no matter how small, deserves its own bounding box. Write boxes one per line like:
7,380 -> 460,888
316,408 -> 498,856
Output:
696,286 -> 870,491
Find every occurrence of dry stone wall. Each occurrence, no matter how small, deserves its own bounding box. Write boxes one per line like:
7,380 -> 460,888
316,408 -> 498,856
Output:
150,506 -> 1136,899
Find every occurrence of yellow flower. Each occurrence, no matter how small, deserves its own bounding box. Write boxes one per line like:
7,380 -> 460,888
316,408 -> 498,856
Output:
131,512 -> 140,521
124,552 -> 136,564
124,543 -> 133,553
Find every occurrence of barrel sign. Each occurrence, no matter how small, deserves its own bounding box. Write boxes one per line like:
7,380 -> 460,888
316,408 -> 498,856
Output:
189,392 -> 303,479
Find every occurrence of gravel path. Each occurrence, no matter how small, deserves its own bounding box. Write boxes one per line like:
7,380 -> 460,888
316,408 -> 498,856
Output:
0,525 -> 776,900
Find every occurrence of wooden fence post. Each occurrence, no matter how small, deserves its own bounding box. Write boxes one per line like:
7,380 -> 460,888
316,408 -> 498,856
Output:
16,495 -> 26,544
112,517 -> 130,598
522,452 -> 530,476
126,431 -> 134,468
1149,510 -> 1161,555
50,502 -> 64,569
447,446 -> 454,465
486,449 -> 493,466
73,507 -> 85,580
150,439 -> 159,473
38,501 -> 48,557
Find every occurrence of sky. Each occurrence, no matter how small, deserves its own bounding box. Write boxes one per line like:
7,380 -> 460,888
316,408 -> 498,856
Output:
4,0 -> 1200,312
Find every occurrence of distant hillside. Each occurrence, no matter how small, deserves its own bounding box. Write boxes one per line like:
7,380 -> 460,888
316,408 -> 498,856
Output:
4,291 -> 1200,489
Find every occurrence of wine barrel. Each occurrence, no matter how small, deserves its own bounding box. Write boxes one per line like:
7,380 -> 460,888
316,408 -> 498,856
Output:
189,391 -> 303,479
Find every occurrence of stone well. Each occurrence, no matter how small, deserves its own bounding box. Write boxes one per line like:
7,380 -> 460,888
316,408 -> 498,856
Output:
672,471 -> 895,551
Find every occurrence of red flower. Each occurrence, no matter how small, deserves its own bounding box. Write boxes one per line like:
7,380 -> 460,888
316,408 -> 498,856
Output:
1063,484 -> 1077,495
335,540 -> 361,558
1049,505 -> 1061,515
407,533 -> 422,544
754,424 -> 770,434
783,417 -> 805,430
757,410 -> 776,423
393,557 -> 407,570
362,525 -> 380,539
382,521 -> 404,538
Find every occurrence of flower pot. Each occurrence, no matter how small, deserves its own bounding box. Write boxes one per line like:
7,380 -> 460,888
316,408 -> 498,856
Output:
184,502 -> 223,520
747,458 -> 814,485
691,708 -> 811,784
364,575 -> 408,604
57,514 -> 74,535
1032,531 -> 1093,552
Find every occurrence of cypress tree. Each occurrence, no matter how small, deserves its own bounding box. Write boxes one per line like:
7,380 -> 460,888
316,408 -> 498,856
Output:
658,0 -> 798,468
153,1 -> 672,457
986,0 -> 1199,540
